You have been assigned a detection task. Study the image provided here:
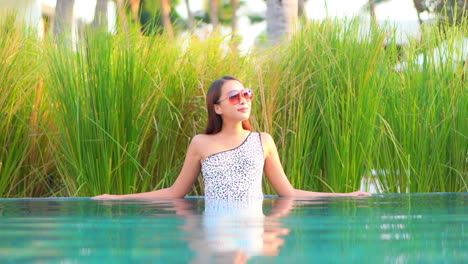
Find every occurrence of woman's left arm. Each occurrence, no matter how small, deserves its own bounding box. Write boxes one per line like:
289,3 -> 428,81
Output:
261,133 -> 370,197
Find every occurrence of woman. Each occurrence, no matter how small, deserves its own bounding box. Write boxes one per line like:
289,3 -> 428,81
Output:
93,76 -> 370,200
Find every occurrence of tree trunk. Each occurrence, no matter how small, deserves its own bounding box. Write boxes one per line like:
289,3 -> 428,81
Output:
298,0 -> 306,18
266,0 -> 298,45
231,0 -> 239,35
130,0 -> 141,22
369,0 -> 377,25
210,0 -> 219,29
92,0 -> 108,29
185,0 -> 194,30
412,0 -> 425,25
53,0 -> 75,37
161,0 -> 174,38
230,0 -> 241,51
116,0 -> 129,32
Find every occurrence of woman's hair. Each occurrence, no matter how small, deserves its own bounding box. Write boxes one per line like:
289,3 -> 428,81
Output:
205,75 -> 253,134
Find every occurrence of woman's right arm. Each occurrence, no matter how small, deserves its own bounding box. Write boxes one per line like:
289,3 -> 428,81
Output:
92,135 -> 203,200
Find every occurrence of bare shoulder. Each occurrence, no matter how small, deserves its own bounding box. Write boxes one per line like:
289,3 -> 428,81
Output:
259,132 -> 276,157
259,132 -> 275,145
190,134 -> 210,146
186,134 -> 212,160
190,134 -> 218,161
190,133 -> 219,147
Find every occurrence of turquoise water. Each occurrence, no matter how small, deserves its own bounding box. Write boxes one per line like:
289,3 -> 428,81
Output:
0,193 -> 466,263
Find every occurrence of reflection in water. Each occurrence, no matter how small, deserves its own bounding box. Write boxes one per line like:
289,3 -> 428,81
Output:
200,199 -> 266,261
92,197 -> 293,263
188,198 -> 292,264
0,194 -> 466,263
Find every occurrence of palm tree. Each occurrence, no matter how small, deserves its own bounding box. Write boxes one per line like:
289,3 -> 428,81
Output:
412,0 -> 428,25
360,0 -> 391,25
231,0 -> 240,34
369,0 -> 377,24
266,0 -> 298,45
161,0 -> 174,37
185,0 -> 194,30
366,0 -> 427,26
130,0 -> 141,22
116,0 -> 129,31
426,0 -> 467,25
53,0 -> 75,37
298,0 -> 307,18
210,0 -> 219,29
92,0 -> 108,29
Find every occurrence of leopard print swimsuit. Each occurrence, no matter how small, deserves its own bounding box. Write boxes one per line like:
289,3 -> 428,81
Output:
201,132 -> 264,200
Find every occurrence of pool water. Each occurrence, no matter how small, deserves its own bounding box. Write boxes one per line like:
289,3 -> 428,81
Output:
0,193 -> 466,263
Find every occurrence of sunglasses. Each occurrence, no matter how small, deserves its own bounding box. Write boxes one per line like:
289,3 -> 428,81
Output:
217,88 -> 254,105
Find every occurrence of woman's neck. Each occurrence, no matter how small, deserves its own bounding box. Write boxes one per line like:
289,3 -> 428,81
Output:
220,121 -> 246,137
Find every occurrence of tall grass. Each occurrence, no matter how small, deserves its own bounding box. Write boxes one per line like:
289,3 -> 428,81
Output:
257,18 -> 466,193
0,13 -> 52,197
260,19 -> 391,192
46,26 -> 253,196
46,29 -> 149,196
373,25 -> 467,192
0,16 -> 466,197
273,20 -> 468,192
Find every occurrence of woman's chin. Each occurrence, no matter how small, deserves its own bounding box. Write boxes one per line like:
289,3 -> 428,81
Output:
238,113 -> 251,121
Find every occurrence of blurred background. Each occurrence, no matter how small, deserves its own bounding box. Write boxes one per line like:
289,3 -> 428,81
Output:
0,0 -> 455,52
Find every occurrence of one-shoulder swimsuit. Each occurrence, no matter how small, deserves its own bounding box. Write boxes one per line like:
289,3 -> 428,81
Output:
201,132 -> 264,200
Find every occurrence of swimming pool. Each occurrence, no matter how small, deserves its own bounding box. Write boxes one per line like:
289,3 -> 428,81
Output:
0,193 -> 466,263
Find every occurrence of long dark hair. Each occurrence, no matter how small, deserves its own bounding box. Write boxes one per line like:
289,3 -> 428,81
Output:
205,75 -> 253,134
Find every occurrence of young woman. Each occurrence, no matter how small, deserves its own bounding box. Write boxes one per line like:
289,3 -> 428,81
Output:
93,76 -> 370,200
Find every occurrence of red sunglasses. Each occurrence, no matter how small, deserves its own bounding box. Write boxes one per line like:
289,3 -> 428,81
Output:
217,88 -> 254,105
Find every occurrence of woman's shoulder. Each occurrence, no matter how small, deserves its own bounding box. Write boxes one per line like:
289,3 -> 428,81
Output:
190,133 -> 220,148
257,132 -> 276,158
258,132 -> 274,143
186,134 -> 214,158
191,134 -> 212,145
258,132 -> 276,152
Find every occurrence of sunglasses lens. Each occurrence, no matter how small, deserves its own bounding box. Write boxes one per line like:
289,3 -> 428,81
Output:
227,91 -> 241,104
223,89 -> 254,105
241,89 -> 253,100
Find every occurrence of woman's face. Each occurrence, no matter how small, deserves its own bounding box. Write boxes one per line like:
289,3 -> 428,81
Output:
214,80 -> 252,121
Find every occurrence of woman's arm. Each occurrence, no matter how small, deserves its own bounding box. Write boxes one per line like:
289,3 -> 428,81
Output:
261,133 -> 370,197
92,135 -> 203,200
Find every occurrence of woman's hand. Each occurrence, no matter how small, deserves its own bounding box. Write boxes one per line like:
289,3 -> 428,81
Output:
91,194 -> 122,200
346,191 -> 372,197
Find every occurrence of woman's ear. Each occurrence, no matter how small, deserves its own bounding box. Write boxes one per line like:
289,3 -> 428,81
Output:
214,104 -> 222,115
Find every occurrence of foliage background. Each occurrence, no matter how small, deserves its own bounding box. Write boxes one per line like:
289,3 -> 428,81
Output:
0,13 -> 466,197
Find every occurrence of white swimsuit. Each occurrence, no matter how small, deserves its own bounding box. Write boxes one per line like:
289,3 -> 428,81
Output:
199,133 -> 266,257
201,132 -> 264,200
